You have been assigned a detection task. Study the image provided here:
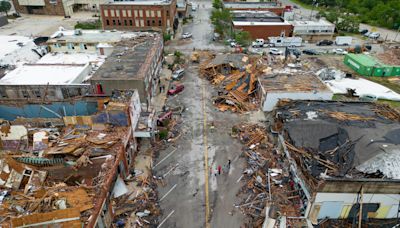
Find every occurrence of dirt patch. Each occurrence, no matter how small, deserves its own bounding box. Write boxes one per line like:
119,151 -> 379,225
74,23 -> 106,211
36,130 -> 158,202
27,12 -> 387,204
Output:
376,48 -> 400,65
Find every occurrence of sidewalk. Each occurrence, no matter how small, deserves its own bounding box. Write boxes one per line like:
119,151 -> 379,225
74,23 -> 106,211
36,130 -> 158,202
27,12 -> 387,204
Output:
151,67 -> 172,112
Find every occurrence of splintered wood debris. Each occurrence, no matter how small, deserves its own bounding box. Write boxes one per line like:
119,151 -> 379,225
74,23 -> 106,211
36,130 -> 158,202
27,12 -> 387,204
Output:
199,54 -> 264,113
232,123 -> 305,228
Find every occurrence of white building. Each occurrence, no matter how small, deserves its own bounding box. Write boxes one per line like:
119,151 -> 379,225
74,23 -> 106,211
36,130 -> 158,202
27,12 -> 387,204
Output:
259,70 -> 333,112
290,19 -> 335,41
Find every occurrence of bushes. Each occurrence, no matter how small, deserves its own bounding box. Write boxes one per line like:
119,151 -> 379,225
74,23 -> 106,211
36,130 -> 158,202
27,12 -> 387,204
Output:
163,33 -> 172,41
74,20 -> 102,30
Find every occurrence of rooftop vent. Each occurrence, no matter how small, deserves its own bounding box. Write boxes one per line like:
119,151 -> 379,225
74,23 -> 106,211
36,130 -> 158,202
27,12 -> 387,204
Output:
74,29 -> 82,36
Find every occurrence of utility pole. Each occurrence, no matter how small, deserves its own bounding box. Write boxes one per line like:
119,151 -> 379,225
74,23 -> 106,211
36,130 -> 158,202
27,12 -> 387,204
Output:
358,186 -> 363,228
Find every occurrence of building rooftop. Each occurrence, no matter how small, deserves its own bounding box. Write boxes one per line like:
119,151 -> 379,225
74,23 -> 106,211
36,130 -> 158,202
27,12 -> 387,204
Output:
0,35 -> 45,68
104,0 -> 172,6
290,19 -> 335,27
276,101 -> 400,181
91,33 -> 161,81
223,1 -> 282,9
259,70 -> 331,93
38,52 -> 106,65
0,63 -> 89,85
47,29 -> 140,44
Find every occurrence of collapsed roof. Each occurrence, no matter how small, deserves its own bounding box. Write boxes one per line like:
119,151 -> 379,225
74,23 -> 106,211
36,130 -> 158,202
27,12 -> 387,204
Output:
275,101 -> 400,182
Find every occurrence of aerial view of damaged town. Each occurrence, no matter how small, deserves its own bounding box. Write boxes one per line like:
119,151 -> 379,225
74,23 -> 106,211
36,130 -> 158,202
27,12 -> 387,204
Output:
0,0 -> 400,227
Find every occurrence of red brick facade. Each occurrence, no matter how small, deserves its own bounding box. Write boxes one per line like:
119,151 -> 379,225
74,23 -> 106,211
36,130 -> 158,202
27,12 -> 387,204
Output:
12,0 -> 66,16
234,24 -> 293,39
100,0 -> 177,33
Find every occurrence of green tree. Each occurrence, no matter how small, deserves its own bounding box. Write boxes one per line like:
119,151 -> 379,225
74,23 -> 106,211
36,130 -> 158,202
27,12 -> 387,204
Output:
234,30 -> 251,46
0,1 -> 11,16
210,8 -> 232,37
212,0 -> 223,10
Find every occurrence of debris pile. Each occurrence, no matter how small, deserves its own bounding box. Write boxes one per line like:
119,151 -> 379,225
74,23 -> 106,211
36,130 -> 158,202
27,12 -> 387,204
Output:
376,48 -> 400,66
232,123 -> 303,227
200,54 -> 264,113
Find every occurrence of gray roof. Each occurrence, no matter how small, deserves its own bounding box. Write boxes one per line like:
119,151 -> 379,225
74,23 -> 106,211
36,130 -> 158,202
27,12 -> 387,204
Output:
224,2 -> 282,9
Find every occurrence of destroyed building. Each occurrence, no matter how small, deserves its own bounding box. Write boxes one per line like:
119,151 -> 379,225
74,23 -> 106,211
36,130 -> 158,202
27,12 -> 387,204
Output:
90,33 -> 163,105
274,101 -> 400,226
0,89 -> 158,227
259,69 -> 333,111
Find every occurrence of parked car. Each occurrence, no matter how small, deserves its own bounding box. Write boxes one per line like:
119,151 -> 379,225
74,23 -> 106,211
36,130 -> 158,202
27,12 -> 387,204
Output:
182,32 -> 192,39
359,29 -> 368,34
269,48 -> 283,55
363,32 -> 371,37
172,69 -> 185,80
293,5 -> 299,9
302,49 -> 318,55
252,39 -> 265,48
168,83 -> 185,95
230,41 -> 238,48
288,48 -> 301,57
369,32 -> 380,39
316,40 -> 333,46
332,48 -> 348,55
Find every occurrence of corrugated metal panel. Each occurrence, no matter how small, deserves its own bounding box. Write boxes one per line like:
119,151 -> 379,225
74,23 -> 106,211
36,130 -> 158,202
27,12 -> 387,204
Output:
318,201 -> 343,219
392,66 -> 400,76
340,205 -> 352,218
375,205 -> 391,218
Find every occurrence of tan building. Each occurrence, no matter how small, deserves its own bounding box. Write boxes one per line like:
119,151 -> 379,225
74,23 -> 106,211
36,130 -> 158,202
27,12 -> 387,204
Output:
100,0 -> 178,34
223,1 -> 285,16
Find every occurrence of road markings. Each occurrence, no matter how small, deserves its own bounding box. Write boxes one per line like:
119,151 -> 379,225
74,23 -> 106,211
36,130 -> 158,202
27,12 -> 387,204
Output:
157,210 -> 175,228
202,80 -> 211,228
160,184 -> 177,202
153,148 -> 177,169
163,163 -> 179,178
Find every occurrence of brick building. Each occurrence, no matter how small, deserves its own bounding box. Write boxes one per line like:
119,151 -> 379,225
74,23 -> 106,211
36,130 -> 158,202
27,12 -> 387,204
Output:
232,11 -> 293,39
12,0 -> 108,16
100,0 -> 178,34
223,1 -> 285,16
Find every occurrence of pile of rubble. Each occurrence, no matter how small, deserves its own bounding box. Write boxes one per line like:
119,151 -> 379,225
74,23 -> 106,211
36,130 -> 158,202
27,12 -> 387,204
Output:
200,54 -> 265,113
376,48 -> 400,66
232,123 -> 303,227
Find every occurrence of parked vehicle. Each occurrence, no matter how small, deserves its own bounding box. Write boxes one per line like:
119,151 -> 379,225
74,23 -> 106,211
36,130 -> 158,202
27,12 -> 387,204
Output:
359,29 -> 368,34
268,36 -> 302,47
172,69 -> 185,80
316,40 -> 333,46
157,111 -> 172,126
252,39 -> 265,48
230,41 -> 238,48
335,36 -> 352,46
182,32 -> 192,39
168,83 -> 185,95
332,48 -> 348,55
369,32 -> 380,39
269,48 -> 283,55
212,33 -> 220,41
288,48 -> 301,57
302,49 -> 318,55
192,3 -> 197,11
363,32 -> 371,37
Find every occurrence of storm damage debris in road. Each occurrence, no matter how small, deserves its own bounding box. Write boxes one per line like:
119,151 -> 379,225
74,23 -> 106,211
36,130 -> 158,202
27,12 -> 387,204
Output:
231,123 -> 305,227
199,53 -> 265,113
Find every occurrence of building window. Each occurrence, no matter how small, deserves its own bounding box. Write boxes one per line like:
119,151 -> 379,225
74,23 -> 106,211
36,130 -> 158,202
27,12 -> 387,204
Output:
124,20 -> 127,26
145,10 -> 150,17
135,19 -> 139,27
157,10 -> 161,17
159,20 -> 162,26
0,88 -> 7,98
127,10 -> 132,17
33,90 -> 41,98
166,10 -> 169,17
103,9 -> 108,17
167,19 -> 170,27
53,43 -> 61,48
110,9 -> 115,17
116,9 -> 120,17
151,10 -> 155,17
129,20 -> 133,26
106,19 -> 110,25
118,20 -> 121,25
67,43 -> 74,49
21,90 -> 29,98
113,20 -> 116,25
147,20 -> 150,26
139,10 -> 143,17
140,19 -> 144,27
134,10 -> 138,17
152,20 -> 155,26
122,10 -> 126,17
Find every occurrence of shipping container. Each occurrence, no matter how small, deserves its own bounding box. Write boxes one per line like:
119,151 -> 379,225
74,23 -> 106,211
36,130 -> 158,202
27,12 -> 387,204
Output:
344,54 -> 376,76
392,66 -> 400,76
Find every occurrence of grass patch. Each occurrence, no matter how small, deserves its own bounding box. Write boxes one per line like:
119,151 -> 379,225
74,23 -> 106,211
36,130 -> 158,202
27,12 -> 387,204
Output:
376,100 -> 400,109
74,20 -> 102,30
289,0 -> 314,10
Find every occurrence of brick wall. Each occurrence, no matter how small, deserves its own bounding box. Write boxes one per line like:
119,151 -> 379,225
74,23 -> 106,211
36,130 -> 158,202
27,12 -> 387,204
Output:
100,0 -> 176,33
234,24 -> 293,39
12,0 -> 66,16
